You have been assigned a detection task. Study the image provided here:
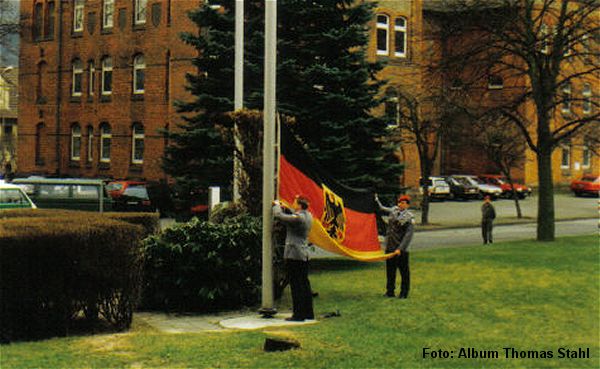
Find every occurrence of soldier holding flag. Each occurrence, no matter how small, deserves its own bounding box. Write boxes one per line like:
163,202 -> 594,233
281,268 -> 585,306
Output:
375,194 -> 415,299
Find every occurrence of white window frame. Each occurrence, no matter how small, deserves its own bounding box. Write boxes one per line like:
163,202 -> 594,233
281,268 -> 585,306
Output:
88,61 -> 95,96
87,126 -> 93,163
71,124 -> 81,161
394,17 -> 407,58
135,0 -> 147,25
73,0 -> 84,33
561,83 -> 571,114
376,14 -> 389,56
560,143 -> 571,169
131,123 -> 145,164
103,0 -> 114,29
101,57 -> 113,95
133,55 -> 145,94
72,59 -> 83,97
100,124 -> 112,163
582,83 -> 592,114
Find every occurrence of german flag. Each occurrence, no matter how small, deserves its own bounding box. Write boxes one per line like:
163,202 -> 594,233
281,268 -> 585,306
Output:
278,124 -> 395,262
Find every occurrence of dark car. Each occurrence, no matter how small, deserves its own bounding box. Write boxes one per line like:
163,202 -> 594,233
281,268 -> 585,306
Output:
444,175 -> 480,200
112,185 -> 155,212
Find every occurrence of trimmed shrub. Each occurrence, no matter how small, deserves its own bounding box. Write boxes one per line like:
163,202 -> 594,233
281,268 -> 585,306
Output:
0,209 -> 159,236
0,216 -> 144,342
141,215 -> 262,312
104,212 -> 160,238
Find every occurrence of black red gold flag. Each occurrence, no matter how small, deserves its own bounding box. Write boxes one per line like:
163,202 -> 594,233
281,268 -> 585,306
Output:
278,124 -> 396,262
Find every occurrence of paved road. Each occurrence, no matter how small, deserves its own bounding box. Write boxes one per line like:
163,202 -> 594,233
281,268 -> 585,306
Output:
411,218 -> 598,251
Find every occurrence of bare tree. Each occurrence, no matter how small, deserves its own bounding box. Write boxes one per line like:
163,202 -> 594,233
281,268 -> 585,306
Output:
437,0 -> 600,241
472,111 -> 529,218
388,88 -> 453,225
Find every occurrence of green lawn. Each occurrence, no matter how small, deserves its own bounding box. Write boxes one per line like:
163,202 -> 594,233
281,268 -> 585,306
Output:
2,235 -> 599,369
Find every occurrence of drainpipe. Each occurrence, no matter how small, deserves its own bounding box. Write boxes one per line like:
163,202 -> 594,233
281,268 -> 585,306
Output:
54,0 -> 64,176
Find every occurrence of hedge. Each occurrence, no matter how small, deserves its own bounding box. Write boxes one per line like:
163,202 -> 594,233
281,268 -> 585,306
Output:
0,215 -> 145,343
0,209 -> 159,238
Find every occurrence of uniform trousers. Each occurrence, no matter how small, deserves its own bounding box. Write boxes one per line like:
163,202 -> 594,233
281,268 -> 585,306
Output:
286,259 -> 314,319
482,219 -> 494,244
386,251 -> 410,297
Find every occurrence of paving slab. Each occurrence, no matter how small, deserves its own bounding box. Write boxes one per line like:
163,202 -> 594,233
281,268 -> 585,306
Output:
220,314 -> 318,330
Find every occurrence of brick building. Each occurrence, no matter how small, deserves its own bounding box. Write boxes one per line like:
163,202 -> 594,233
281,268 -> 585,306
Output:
17,0 -> 597,189
370,0 -> 598,189
18,0 -> 199,181
1,67 -> 18,172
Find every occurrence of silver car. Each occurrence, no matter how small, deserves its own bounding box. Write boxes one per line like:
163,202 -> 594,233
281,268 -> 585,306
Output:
454,175 -> 503,199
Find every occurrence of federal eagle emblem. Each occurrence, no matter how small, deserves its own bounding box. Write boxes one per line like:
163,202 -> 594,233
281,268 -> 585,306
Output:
321,185 -> 346,242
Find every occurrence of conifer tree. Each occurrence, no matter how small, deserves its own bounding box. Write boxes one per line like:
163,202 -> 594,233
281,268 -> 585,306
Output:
164,0 -> 402,200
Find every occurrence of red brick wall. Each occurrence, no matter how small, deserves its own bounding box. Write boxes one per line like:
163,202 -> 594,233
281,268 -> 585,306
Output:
18,0 -> 200,181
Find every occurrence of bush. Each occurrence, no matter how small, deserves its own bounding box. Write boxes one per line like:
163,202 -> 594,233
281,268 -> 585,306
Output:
141,215 -> 262,312
104,212 -> 160,238
0,215 -> 144,342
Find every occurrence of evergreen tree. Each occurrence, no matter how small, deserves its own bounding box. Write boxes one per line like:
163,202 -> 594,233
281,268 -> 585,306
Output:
164,0 -> 402,200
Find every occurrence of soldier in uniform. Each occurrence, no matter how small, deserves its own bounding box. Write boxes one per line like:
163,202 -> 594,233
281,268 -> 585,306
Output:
375,194 -> 415,299
481,195 -> 496,244
273,195 -> 315,321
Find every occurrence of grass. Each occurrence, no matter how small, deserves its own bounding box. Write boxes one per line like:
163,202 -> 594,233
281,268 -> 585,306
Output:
2,235 -> 599,369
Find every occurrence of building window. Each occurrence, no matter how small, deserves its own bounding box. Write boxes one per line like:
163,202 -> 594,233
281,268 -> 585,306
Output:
44,1 -> 56,39
100,123 -> 111,162
582,83 -> 592,114
540,23 -> 550,55
384,89 -> 399,128
87,126 -> 94,163
561,82 -> 571,114
71,124 -> 81,161
101,57 -> 113,95
73,0 -> 85,33
36,62 -> 46,102
72,59 -> 83,96
35,123 -> 45,164
450,78 -> 464,90
103,0 -> 114,29
376,14 -> 389,56
561,142 -> 571,169
33,2 -> 43,41
131,123 -> 144,164
488,75 -> 503,89
394,17 -> 407,58
135,0 -> 147,25
88,61 -> 95,96
582,144 -> 591,168
133,54 -> 145,94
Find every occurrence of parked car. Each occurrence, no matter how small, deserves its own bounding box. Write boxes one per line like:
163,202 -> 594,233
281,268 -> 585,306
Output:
12,177 -> 112,212
106,180 -> 147,198
453,174 -> 503,199
0,182 -> 37,210
419,176 -> 451,200
570,175 -> 600,197
112,184 -> 156,212
477,174 -> 532,199
444,175 -> 480,200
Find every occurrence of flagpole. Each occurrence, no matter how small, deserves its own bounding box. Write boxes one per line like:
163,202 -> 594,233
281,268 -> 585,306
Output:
259,0 -> 277,317
233,0 -> 244,202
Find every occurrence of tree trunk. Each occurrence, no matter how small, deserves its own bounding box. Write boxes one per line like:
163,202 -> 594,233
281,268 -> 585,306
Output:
505,176 -> 522,219
536,149 -> 555,241
421,185 -> 430,225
